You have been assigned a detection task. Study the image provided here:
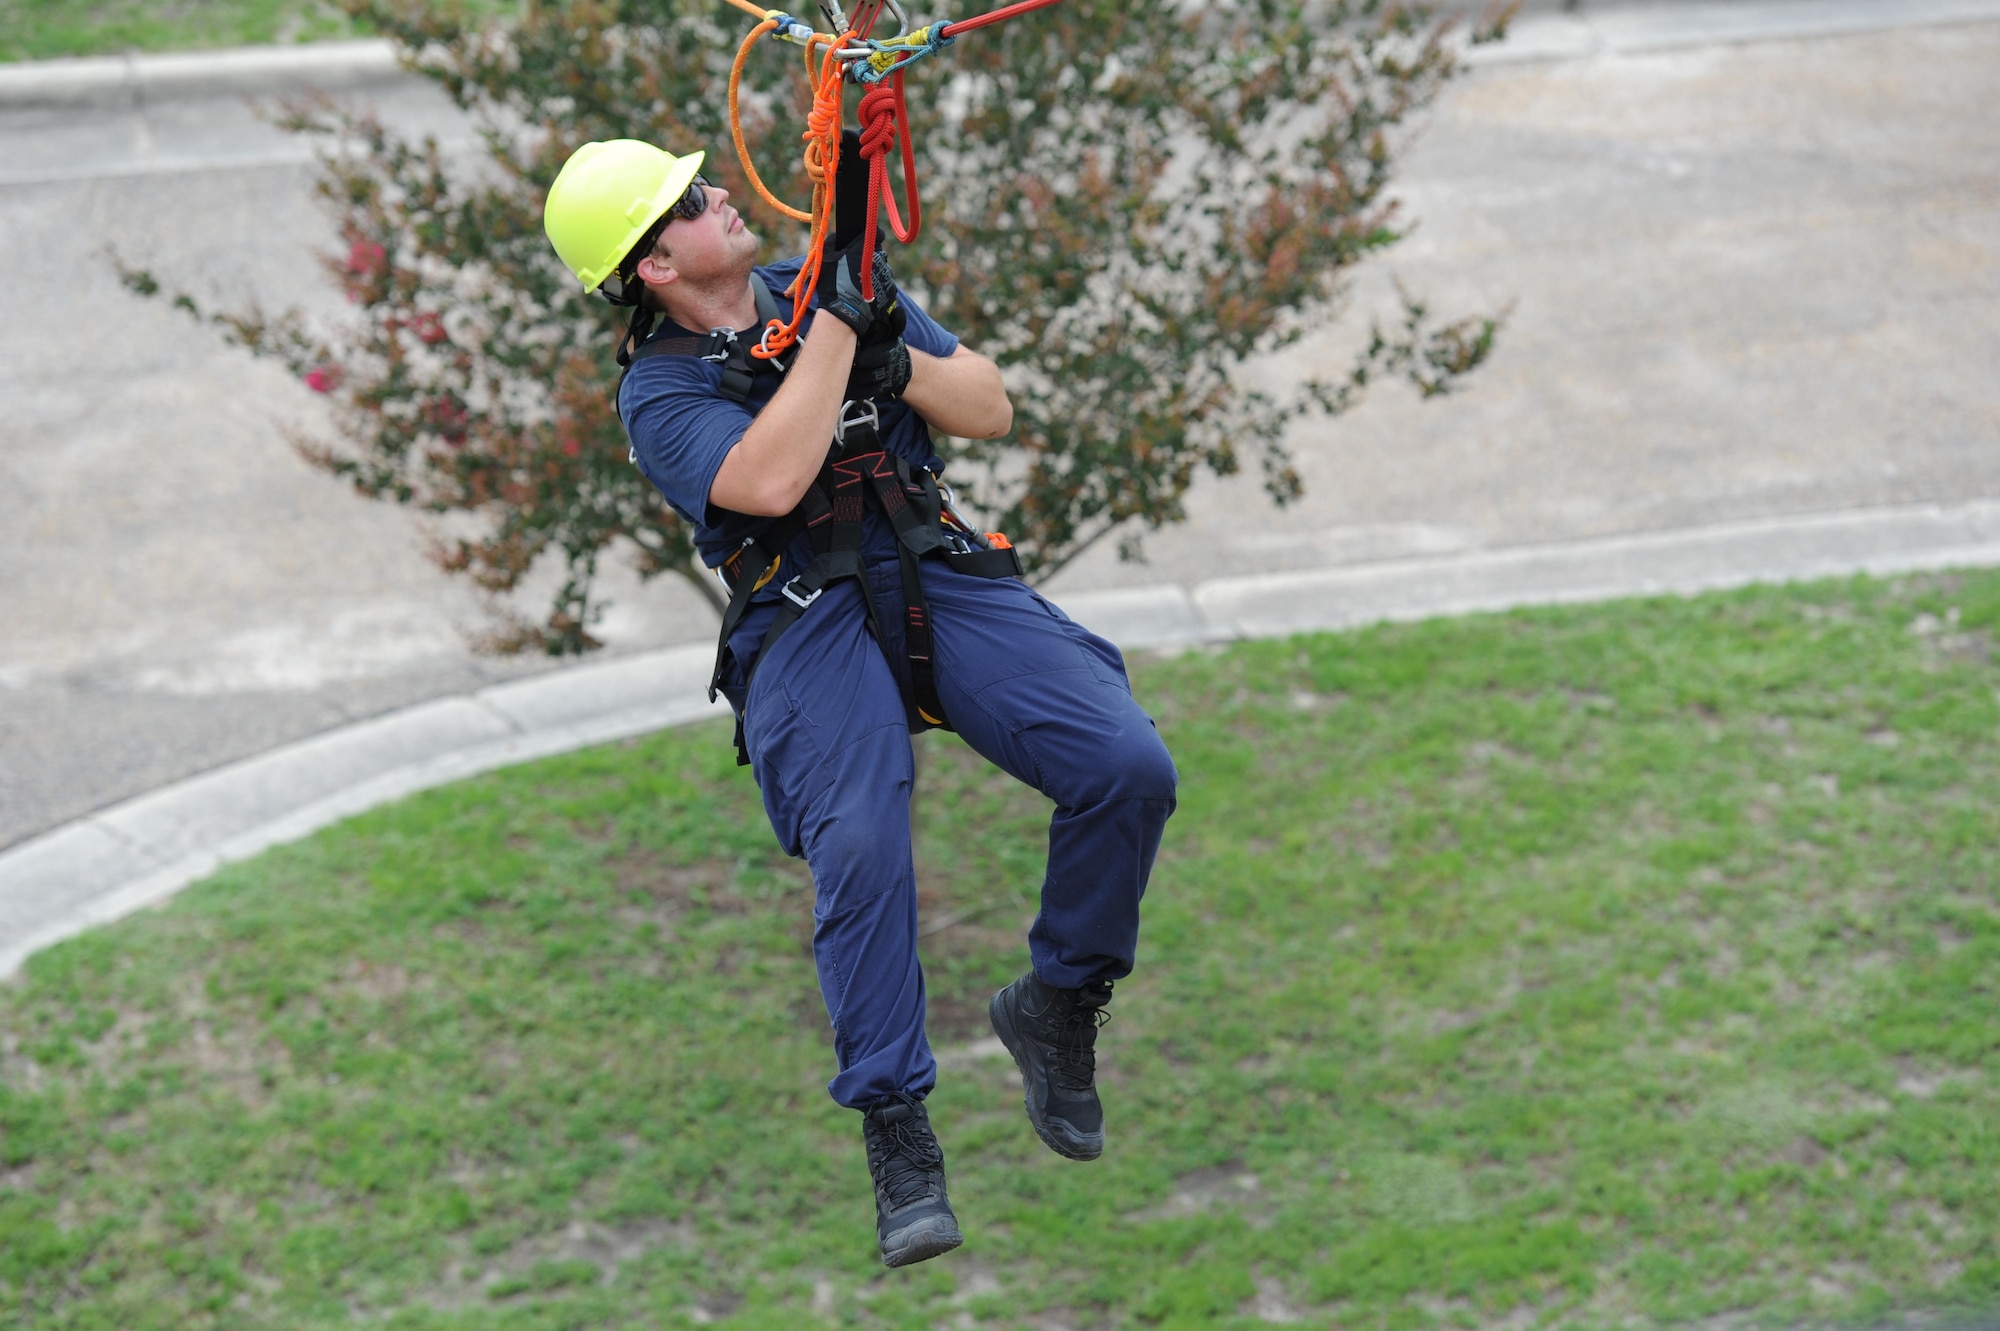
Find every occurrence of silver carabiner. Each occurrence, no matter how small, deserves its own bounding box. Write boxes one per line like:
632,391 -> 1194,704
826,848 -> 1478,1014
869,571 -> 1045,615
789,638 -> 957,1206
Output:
835,398 -> 881,444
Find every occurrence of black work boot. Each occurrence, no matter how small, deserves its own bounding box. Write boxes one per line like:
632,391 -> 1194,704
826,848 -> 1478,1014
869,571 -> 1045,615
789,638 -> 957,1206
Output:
862,1095 -> 963,1268
988,972 -> 1113,1161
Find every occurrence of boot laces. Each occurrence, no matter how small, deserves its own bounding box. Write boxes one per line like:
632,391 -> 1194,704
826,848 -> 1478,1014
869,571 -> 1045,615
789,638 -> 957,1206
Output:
867,1102 -> 944,1210
1050,997 -> 1111,1097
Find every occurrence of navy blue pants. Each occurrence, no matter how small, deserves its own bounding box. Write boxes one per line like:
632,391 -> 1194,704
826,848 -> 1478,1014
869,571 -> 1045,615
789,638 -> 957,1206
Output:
718,553 -> 1178,1110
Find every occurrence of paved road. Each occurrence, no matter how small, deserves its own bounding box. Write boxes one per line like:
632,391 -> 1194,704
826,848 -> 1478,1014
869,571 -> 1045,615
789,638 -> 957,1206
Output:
1047,5 -> 2000,592
3,0 -> 1998,849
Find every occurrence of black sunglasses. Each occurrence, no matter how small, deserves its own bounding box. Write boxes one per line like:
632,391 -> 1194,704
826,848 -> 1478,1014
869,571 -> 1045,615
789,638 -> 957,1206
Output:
664,173 -> 712,225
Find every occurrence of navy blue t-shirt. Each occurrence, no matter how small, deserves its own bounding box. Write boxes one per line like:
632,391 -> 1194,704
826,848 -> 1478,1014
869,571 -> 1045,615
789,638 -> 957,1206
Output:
618,254 -> 960,569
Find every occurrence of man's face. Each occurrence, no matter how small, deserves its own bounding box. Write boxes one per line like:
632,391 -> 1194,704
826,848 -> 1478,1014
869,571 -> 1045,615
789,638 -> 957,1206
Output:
637,178 -> 757,290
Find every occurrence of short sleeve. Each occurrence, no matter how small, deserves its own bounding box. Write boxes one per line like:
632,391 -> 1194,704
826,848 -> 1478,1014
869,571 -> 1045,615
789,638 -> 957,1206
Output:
619,356 -> 754,528
899,288 -> 958,360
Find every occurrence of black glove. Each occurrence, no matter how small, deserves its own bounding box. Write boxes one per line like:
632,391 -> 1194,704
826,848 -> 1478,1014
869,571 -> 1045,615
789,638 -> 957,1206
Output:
859,270 -> 906,350
819,234 -> 900,337
846,337 -> 912,401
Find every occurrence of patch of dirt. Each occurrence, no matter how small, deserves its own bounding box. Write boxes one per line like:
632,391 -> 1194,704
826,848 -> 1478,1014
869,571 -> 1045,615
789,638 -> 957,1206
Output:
341,960 -> 414,1004
1774,1134 -> 1828,1168
1124,1163 -> 1263,1223
136,971 -> 292,1111
949,1257 -> 1002,1305
1024,1313 -> 1084,1331
418,1215 -> 697,1311
1909,608 -> 1993,668
1288,688 -> 1345,713
687,1289 -> 746,1323
934,1036 -> 1009,1070
1240,1273 -> 1305,1323
607,848 -> 747,925
0,1028 -> 42,1091
1893,1056 -> 1952,1099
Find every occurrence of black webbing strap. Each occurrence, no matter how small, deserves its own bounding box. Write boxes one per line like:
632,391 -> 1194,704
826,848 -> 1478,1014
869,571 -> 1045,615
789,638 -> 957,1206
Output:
617,279 -> 793,423
853,450 -> 949,726
708,498 -> 818,700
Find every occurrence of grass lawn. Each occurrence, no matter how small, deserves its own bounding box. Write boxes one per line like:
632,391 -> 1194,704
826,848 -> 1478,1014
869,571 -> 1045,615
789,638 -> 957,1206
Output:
0,0 -> 516,62
4,569 -> 1999,1329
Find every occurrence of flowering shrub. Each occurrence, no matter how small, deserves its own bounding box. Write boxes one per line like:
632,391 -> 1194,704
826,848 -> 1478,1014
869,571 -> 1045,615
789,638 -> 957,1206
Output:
125,0 -> 1510,653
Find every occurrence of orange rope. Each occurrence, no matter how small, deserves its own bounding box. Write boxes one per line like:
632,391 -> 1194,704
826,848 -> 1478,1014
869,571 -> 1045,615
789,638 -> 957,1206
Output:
729,22 -> 848,360
729,19 -> 811,224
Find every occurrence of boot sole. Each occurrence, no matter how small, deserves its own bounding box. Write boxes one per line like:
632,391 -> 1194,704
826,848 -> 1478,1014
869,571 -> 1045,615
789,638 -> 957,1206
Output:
880,1214 -> 964,1268
988,985 -> 1105,1162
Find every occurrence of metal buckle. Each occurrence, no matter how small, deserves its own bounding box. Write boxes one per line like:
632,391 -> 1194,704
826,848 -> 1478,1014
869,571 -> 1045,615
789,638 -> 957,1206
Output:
700,328 -> 736,364
835,398 -> 880,444
780,577 -> 823,611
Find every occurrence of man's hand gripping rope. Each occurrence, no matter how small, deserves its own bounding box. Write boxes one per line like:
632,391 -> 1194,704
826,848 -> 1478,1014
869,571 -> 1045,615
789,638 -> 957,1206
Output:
718,0 -> 1065,360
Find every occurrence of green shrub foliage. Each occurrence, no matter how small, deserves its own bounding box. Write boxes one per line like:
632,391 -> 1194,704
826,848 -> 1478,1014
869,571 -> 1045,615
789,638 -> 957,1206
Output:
134,0 -> 1508,652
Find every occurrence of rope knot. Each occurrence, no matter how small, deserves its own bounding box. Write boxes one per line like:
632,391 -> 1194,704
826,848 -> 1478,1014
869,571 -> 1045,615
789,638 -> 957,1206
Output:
853,74 -> 918,301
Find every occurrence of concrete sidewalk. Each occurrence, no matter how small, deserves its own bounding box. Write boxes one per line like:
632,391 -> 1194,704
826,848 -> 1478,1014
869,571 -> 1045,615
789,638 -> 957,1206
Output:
6,495 -> 1999,979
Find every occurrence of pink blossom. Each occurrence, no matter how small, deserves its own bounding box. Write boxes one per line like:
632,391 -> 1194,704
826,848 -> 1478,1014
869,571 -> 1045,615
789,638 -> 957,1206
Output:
409,311 -> 449,345
425,395 -> 469,444
345,239 -> 387,274
304,365 -> 342,393
560,439 -> 581,457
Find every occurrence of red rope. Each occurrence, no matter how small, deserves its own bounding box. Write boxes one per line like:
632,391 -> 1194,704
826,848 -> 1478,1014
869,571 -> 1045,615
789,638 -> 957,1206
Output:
937,0 -> 1065,40
855,73 -> 919,301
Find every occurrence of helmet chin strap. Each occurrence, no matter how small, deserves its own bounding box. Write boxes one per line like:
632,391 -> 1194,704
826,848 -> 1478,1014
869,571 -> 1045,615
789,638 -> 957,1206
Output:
600,265 -> 660,368
616,301 -> 659,368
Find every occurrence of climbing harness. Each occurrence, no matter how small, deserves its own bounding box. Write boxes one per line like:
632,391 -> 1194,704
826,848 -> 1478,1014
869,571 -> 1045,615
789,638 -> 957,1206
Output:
622,275 -> 1023,763
716,0 -> 1067,358
708,396 -> 1023,764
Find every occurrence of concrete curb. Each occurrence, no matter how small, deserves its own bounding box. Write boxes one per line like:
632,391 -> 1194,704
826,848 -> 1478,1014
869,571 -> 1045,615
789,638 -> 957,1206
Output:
0,645 -> 722,978
0,40 -> 401,111
4,0 -> 1999,112
1464,0 -> 2000,65
6,497 -> 2000,978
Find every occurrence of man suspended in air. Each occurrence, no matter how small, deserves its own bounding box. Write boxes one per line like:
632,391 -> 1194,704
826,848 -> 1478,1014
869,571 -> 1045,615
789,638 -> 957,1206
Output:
543,135 -> 1176,1267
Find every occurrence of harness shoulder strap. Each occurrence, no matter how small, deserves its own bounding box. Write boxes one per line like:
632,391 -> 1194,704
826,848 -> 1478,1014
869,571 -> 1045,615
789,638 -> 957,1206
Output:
615,276 -> 796,420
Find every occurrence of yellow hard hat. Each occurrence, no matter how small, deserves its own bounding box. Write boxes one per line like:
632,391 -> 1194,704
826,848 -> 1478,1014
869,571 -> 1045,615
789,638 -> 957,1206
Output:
543,139 -> 706,293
